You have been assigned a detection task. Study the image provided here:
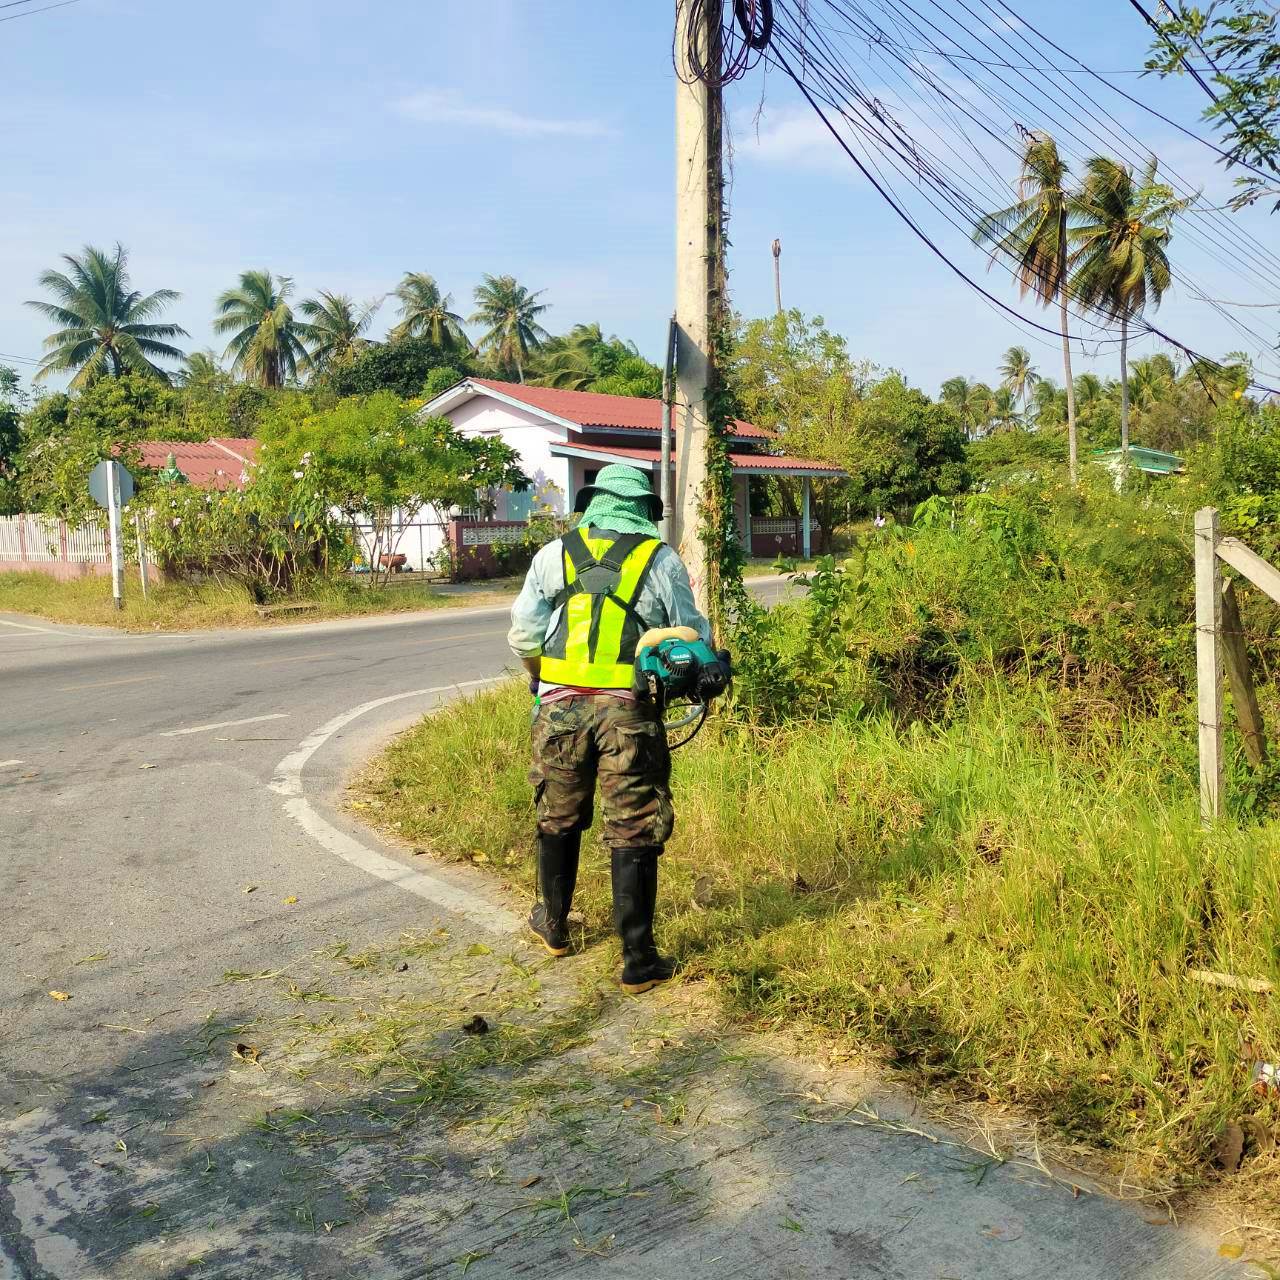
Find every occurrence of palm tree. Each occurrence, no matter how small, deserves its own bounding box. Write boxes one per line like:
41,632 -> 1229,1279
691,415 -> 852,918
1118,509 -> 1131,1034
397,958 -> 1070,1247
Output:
177,350 -> 224,387
25,243 -> 188,388
1128,354 -> 1176,411
531,323 -> 606,390
965,381 -> 998,438
1069,156 -> 1193,454
390,272 -> 467,349
973,133 -> 1080,481
298,291 -> 380,370
470,274 -> 550,382
990,386 -> 1022,431
213,270 -> 313,388
939,376 -> 969,417
998,345 -> 1039,411
1074,371 -> 1105,409
1032,377 -> 1065,427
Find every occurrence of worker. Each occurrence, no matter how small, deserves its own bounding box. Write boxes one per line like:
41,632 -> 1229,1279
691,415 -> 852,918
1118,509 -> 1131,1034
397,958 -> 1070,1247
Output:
507,464 -> 712,994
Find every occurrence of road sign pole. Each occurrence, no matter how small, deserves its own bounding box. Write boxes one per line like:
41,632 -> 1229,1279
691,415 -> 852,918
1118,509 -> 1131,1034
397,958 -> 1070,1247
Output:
107,461 -> 124,610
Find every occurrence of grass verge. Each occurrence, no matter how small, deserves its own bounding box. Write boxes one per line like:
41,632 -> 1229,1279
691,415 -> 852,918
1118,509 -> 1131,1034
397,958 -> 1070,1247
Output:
358,679 -> 1280,1211
0,571 -> 517,631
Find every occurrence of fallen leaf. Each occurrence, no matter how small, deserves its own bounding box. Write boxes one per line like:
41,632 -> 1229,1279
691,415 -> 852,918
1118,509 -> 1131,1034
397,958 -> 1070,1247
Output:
282,896 -> 298,905
472,851 -> 488,863
138,764 -> 156,771
520,1175 -> 542,1189
465,943 -> 492,957
48,990 -> 71,1002
1219,1243 -> 1245,1260
1213,1123 -> 1245,1173
622,1097 -> 635,1110
232,1043 -> 261,1064
461,1015 -> 489,1036
243,885 -> 258,895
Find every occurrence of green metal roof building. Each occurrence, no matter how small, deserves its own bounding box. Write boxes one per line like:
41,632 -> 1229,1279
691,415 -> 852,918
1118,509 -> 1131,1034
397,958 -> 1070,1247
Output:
1090,446 -> 1185,477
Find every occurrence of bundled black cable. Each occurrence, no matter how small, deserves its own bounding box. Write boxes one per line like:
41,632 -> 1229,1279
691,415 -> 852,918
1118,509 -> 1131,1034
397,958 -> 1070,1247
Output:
677,0 -> 775,86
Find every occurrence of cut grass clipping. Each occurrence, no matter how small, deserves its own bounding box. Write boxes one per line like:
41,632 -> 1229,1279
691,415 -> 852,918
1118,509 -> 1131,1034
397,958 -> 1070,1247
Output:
363,679 -> 1280,1195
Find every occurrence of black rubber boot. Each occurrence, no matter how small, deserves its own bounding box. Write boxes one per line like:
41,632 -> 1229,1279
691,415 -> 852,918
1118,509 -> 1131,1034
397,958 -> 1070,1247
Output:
611,846 -> 676,994
528,831 -> 581,956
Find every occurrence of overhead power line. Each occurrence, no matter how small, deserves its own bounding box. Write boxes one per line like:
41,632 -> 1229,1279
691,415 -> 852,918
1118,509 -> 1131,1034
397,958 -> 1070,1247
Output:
747,0 -> 1280,393
0,0 -> 82,21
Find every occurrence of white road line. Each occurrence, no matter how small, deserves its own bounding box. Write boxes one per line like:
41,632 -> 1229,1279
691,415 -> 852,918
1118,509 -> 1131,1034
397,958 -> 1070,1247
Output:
160,713 -> 290,738
0,759 -> 24,768
0,618 -> 63,635
270,679 -> 520,935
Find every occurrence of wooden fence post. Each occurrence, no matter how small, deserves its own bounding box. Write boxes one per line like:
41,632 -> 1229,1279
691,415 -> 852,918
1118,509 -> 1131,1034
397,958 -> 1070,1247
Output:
1194,507 -> 1223,821
1220,578 -> 1267,767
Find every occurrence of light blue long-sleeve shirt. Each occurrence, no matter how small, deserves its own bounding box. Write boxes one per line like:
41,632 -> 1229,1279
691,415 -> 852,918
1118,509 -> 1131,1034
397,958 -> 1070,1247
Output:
508,531 -> 712,680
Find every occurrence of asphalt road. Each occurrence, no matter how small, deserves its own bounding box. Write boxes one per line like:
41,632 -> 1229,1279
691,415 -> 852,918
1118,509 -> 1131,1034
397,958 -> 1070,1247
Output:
0,584 -> 1251,1280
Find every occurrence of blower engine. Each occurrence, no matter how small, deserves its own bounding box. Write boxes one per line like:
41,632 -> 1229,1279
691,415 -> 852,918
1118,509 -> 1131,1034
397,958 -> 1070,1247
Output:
633,630 -> 733,748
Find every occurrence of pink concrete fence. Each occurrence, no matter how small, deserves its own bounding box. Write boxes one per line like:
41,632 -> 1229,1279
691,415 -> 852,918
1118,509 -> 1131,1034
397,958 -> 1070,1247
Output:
750,518 -> 802,558
0,515 -> 112,580
447,519 -> 530,581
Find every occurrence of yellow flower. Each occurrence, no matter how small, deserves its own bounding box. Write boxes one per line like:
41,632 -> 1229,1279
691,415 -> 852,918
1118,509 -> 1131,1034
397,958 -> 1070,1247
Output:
1234,389 -> 1244,400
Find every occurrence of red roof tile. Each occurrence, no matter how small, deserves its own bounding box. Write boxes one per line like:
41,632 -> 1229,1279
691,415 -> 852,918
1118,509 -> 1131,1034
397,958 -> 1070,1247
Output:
549,440 -> 844,476
135,438 -> 259,491
469,378 -> 771,440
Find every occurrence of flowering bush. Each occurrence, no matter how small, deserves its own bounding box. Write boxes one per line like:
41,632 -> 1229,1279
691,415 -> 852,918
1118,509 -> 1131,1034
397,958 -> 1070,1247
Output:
259,391 -> 527,585
137,462 -> 342,597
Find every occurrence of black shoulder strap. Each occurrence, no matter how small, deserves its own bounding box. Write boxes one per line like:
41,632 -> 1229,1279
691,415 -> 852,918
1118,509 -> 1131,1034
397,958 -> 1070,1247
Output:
596,531 -> 648,571
560,526 -> 596,578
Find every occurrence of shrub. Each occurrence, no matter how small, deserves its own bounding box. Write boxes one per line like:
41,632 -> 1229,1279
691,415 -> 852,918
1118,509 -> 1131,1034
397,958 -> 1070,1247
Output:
732,476 -> 1195,725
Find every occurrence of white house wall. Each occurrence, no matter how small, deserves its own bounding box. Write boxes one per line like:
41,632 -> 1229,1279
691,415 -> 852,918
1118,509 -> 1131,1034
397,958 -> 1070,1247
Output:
447,396 -> 571,519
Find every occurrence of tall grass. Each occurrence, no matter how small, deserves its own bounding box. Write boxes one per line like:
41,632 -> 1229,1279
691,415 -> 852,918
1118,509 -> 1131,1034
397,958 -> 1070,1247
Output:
367,679 -> 1279,1190
364,479 -> 1280,1195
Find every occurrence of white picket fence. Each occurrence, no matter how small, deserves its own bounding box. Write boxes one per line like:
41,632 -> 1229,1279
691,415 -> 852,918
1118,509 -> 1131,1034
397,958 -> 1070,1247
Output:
0,514 -> 109,565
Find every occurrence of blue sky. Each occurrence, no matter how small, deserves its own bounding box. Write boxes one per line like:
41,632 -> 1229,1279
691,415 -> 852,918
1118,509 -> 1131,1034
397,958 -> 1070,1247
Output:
2,0 -> 1276,397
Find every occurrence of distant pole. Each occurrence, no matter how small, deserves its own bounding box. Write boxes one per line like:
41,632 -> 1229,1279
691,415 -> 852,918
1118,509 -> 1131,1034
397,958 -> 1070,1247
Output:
659,315 -> 677,544
772,238 -> 783,315
106,461 -> 124,610
673,0 -> 723,616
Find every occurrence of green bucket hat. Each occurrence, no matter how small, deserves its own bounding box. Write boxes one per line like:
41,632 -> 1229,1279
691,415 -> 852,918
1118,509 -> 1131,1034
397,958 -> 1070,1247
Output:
573,463 -> 664,537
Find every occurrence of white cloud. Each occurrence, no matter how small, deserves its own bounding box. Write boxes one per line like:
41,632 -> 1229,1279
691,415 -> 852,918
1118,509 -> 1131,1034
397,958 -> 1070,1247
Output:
734,105 -> 857,177
394,89 -> 614,139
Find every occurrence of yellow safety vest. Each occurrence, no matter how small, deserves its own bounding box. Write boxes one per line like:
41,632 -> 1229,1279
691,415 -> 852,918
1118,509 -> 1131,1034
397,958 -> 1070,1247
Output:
540,529 -> 663,689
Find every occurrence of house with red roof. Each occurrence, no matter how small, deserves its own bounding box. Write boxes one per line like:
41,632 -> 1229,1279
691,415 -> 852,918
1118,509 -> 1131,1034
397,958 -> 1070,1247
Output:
422,377 -> 843,557
132,438 -> 258,490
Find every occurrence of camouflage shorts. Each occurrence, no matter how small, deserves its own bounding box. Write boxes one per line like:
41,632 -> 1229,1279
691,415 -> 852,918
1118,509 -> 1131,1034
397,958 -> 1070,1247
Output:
529,695 -> 675,849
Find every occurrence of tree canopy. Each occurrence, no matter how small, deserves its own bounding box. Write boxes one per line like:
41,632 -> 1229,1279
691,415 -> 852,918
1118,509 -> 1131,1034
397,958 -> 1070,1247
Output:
25,244 -> 188,389
214,270 -> 313,388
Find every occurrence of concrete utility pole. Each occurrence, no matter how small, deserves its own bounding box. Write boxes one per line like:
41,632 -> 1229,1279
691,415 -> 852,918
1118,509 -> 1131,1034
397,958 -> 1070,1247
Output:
772,238 -> 783,315
673,0 -> 724,616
